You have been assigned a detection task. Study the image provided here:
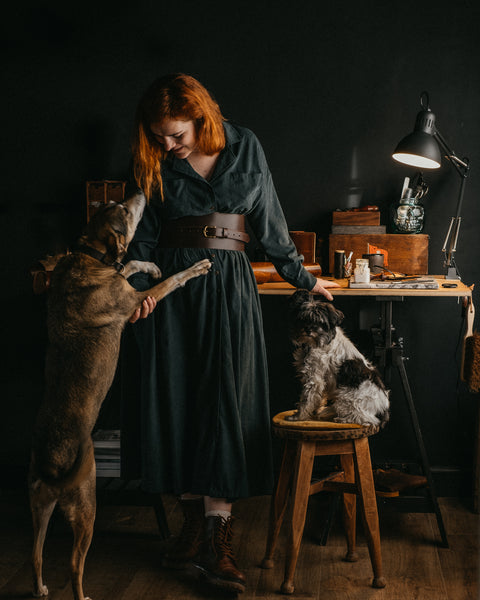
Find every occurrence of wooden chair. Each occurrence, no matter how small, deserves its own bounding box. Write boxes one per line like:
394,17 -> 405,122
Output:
261,410 -> 386,594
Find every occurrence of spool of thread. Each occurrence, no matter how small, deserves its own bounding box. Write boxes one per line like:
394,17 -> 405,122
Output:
334,250 -> 345,279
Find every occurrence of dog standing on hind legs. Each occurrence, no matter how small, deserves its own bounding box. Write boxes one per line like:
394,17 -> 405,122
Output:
287,290 -> 390,428
29,191 -> 211,600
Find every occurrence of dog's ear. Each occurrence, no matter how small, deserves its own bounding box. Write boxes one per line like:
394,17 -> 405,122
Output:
327,303 -> 344,327
290,289 -> 311,310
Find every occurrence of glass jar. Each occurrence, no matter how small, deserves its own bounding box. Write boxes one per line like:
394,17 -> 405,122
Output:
391,196 -> 425,234
354,258 -> 370,283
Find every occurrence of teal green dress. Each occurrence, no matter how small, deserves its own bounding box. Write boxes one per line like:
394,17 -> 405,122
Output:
122,122 -> 316,498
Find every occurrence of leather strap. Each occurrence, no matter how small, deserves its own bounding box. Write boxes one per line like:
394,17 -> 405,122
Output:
159,213 -> 250,251
75,244 -> 125,272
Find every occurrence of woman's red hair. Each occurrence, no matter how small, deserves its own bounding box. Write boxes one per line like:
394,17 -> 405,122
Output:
131,73 -> 226,201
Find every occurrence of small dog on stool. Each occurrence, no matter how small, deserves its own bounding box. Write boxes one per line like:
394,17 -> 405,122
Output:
286,290 -> 390,429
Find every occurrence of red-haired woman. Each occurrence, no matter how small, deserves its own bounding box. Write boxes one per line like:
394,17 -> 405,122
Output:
122,73 -> 337,593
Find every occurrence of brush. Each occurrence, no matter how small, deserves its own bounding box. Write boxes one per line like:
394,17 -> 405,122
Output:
461,300 -> 480,393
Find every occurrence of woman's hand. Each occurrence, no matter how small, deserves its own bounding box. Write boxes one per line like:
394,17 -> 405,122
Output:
129,296 -> 157,323
310,278 -> 340,301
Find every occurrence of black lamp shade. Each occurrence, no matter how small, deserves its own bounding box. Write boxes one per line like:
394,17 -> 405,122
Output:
392,109 -> 442,169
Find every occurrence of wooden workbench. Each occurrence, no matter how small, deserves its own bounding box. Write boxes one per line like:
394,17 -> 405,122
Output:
258,275 -> 473,299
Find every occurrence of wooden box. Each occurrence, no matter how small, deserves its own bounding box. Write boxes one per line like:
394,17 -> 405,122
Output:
332,210 -> 381,226
329,234 -> 429,275
251,262 -> 322,284
289,231 -> 317,263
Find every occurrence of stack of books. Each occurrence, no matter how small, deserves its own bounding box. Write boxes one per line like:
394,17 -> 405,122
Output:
92,429 -> 121,477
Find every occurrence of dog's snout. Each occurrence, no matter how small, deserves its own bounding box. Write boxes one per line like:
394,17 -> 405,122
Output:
124,192 -> 146,212
297,325 -> 319,341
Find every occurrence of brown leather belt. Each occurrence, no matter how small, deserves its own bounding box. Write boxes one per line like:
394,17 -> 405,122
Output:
159,213 -> 250,251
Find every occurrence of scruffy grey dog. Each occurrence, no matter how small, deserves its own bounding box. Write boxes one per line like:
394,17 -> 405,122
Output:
286,290 -> 390,428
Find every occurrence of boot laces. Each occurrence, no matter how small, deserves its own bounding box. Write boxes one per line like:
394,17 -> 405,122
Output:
213,516 -> 235,559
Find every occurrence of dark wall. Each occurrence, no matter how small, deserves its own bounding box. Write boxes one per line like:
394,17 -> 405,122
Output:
2,1 -> 479,490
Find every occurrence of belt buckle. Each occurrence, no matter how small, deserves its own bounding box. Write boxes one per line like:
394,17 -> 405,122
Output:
203,225 -> 217,239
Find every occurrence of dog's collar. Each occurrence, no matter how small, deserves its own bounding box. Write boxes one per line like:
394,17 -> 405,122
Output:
75,244 -> 125,273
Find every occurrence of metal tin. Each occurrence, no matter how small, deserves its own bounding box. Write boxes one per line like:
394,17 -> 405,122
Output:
334,250 -> 345,279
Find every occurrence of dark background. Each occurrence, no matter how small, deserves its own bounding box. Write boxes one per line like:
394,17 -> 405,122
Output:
2,1 -> 479,494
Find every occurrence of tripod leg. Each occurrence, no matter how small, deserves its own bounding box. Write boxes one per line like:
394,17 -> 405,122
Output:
393,347 -> 449,548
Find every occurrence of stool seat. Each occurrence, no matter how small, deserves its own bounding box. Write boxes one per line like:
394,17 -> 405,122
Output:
262,410 -> 386,594
272,410 -> 375,440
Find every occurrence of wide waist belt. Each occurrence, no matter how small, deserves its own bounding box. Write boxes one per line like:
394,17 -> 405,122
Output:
159,213 -> 250,251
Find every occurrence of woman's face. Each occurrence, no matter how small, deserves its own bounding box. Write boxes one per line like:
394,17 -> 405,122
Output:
150,118 -> 197,159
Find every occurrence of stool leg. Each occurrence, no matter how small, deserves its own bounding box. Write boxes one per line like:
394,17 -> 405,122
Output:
353,437 -> 386,589
340,453 -> 358,562
262,440 -> 296,569
281,441 -> 316,595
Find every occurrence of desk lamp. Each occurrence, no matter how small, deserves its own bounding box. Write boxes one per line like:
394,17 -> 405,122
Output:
392,91 -> 470,280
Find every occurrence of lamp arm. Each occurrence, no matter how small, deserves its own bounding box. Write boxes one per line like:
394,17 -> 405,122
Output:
433,128 -> 470,176
432,128 -> 470,279
433,127 -> 470,221
433,131 -> 469,277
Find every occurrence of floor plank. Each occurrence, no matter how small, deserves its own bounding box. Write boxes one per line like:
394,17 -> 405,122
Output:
0,489 -> 477,600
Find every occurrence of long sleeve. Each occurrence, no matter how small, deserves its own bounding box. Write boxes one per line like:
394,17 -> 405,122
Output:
247,148 -> 317,291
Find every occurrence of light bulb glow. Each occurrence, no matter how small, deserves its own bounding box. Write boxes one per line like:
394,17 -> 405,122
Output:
392,152 -> 441,169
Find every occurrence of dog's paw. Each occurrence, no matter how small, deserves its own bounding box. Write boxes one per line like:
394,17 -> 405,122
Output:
149,265 -> 163,279
316,406 -> 337,421
33,584 -> 49,597
192,259 -> 212,274
123,260 -> 162,279
284,411 -> 302,421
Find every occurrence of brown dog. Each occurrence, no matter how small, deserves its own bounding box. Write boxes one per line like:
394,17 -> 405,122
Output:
29,192 -> 211,600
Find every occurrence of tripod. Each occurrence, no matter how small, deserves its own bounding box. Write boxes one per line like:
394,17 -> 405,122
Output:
371,297 -> 448,548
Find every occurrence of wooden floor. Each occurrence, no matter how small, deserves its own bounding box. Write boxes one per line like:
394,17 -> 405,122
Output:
0,488 -> 478,600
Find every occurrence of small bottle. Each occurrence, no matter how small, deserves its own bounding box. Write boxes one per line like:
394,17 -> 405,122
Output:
354,258 -> 370,283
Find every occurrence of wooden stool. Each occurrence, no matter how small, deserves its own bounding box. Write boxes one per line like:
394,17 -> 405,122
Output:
261,410 -> 386,594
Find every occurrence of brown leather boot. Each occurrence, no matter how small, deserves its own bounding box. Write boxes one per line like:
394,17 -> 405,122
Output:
162,497 -> 205,569
189,515 -> 246,593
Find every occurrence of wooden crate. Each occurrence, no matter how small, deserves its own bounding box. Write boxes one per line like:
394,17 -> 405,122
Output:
329,234 -> 429,275
332,210 -> 381,226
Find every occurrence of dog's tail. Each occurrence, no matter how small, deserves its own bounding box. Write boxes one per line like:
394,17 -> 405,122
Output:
31,434 -> 94,491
